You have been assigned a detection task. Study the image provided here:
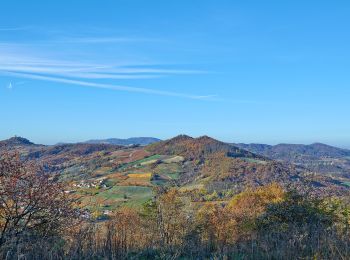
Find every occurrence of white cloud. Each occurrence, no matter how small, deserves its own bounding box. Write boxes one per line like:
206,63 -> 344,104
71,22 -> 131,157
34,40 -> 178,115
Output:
2,71 -> 215,100
0,31 -> 212,100
0,45 -> 205,80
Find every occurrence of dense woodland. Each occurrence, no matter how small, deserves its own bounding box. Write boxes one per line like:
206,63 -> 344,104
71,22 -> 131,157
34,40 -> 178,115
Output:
1,151 -> 350,259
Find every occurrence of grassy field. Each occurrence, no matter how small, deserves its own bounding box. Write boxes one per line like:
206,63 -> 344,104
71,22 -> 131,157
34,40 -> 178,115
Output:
179,183 -> 205,191
69,153 -> 185,215
78,185 -> 153,213
118,154 -> 162,170
163,172 -> 180,180
162,156 -> 184,163
153,162 -> 182,176
241,157 -> 267,164
97,186 -> 153,208
341,181 -> 350,187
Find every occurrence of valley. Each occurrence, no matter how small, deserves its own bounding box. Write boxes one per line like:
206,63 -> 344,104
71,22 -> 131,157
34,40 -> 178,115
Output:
2,135 -> 350,219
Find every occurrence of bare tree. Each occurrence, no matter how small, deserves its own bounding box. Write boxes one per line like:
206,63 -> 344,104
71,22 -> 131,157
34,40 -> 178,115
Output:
0,151 -> 77,254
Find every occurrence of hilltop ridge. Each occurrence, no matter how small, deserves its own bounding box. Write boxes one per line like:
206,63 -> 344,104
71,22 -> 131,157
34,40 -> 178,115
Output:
0,136 -> 36,147
236,142 -> 350,158
146,134 -> 260,161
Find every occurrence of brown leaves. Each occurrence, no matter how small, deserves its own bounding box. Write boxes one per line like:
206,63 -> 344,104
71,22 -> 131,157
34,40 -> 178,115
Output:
0,151 -> 78,247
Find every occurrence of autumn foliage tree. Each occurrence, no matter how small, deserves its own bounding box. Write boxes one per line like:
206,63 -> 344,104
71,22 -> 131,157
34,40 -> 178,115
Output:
196,183 -> 285,252
0,151 -> 77,257
156,189 -> 188,246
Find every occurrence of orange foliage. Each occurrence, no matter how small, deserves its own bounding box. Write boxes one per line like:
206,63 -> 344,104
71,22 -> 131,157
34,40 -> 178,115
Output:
196,183 -> 285,248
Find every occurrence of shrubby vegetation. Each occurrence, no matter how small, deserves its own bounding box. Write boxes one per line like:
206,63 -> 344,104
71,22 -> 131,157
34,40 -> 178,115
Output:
1,151 -> 350,259
0,152 -> 78,259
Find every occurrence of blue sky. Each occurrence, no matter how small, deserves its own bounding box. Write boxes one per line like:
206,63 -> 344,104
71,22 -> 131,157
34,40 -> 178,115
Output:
0,1 -> 349,147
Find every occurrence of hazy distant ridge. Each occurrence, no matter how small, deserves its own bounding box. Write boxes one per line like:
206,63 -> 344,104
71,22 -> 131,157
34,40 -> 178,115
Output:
85,137 -> 161,146
236,142 -> 350,159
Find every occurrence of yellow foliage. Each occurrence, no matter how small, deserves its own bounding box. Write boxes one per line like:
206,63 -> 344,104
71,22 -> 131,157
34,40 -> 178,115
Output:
228,183 -> 285,210
127,173 -> 152,178
226,183 -> 285,233
195,183 -> 286,247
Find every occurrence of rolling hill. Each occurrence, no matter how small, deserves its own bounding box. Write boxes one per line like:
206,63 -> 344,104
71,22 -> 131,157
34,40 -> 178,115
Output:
0,136 -> 37,147
236,142 -> 350,159
236,142 -> 350,177
1,135 -> 350,217
146,135 -> 261,161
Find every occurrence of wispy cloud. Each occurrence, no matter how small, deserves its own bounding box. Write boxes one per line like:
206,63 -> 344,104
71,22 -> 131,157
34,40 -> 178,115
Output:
0,28 -> 214,100
55,36 -> 159,44
2,71 -> 214,100
0,62 -> 204,78
0,27 -> 28,31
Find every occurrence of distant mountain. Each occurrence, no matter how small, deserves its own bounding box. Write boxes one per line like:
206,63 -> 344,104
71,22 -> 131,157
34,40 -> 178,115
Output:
27,143 -> 124,159
0,136 -> 36,147
235,142 -> 350,177
236,143 -> 272,154
236,143 -> 350,160
85,137 -> 161,146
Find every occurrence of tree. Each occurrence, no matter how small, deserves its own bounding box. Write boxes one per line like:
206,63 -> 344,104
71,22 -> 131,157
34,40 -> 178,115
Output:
224,183 -> 285,241
0,151 -> 77,254
156,189 -> 192,250
195,183 -> 285,252
106,207 -> 142,258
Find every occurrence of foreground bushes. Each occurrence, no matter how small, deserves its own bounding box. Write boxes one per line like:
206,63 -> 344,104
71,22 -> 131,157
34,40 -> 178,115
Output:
59,185 -> 350,259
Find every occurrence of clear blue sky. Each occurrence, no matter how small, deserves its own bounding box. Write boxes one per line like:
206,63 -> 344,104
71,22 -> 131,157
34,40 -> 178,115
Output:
0,1 -> 349,147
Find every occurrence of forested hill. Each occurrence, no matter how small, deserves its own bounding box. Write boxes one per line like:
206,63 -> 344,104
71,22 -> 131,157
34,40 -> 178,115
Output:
236,142 -> 350,177
146,135 -> 261,161
236,142 -> 350,159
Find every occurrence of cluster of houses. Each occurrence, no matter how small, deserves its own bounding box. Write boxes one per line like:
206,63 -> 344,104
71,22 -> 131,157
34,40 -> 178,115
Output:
64,177 -> 109,194
72,177 -> 108,189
